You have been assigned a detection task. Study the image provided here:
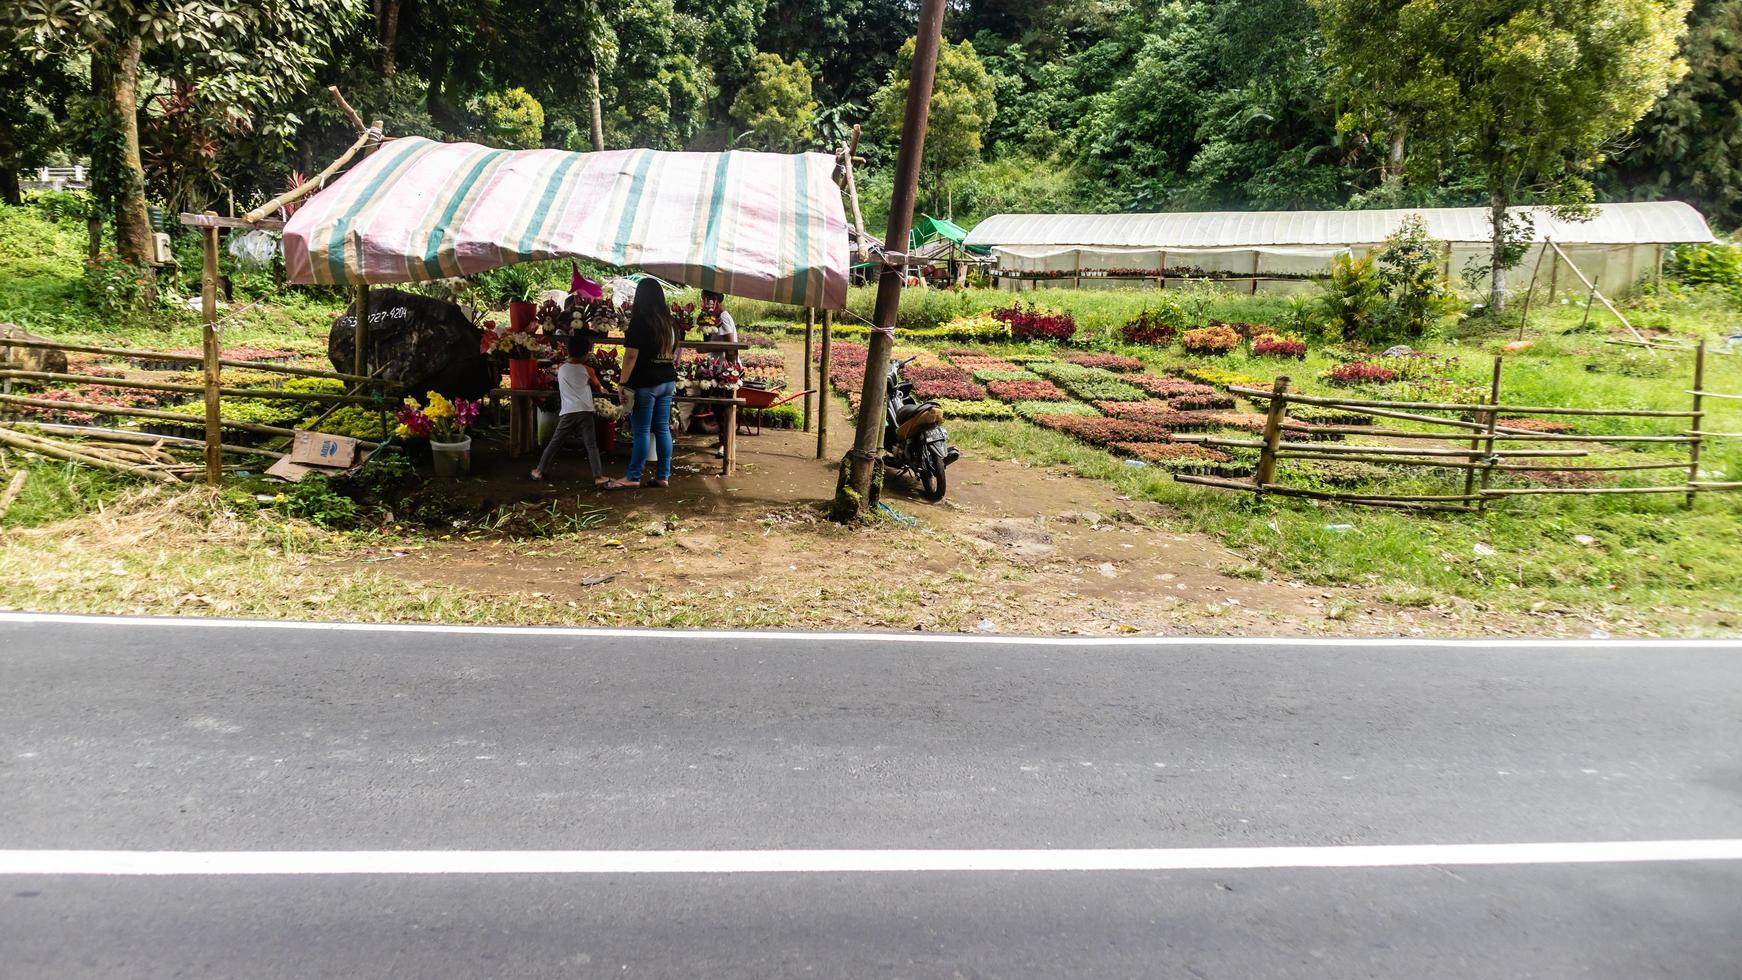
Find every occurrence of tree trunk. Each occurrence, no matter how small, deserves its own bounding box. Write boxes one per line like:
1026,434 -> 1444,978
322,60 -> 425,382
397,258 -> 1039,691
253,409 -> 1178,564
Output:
0,169 -> 19,206
588,69 -> 605,151
1487,180 -> 1508,315
109,35 -> 155,272
381,0 -> 401,76
1385,125 -> 1407,181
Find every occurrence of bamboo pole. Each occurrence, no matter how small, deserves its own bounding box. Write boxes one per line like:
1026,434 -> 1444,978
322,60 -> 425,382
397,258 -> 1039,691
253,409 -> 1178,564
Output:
1170,473 -> 1476,512
1578,274 -> 1602,332
1547,241 -> 1645,342
1516,243 -> 1548,340
802,307 -> 815,432
817,309 -> 832,460
200,216 -> 223,484
0,336 -> 393,387
9,421 -> 285,458
1275,425 -> 1692,444
244,129 -> 371,223
0,370 -> 381,405
843,125 -> 867,262
1206,437 -> 1586,458
1273,450 -> 1686,473
0,393 -> 377,446
1687,338 -> 1705,508
1253,376 -> 1290,492
0,470 -> 27,520
1483,485 -> 1738,497
328,84 -> 366,133
0,426 -> 178,483
1475,356 -> 1504,511
1225,384 -> 1699,418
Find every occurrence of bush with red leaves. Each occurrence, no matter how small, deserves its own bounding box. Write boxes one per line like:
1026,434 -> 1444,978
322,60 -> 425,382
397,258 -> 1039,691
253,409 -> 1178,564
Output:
1064,352 -> 1143,372
987,379 -> 1069,402
1119,309 -> 1178,347
1167,391 -> 1235,410
1325,361 -> 1397,385
1180,325 -> 1242,354
904,365 -> 974,383
739,352 -> 786,370
1093,402 -> 1220,430
993,302 -> 1077,342
913,377 -> 988,401
1127,375 -> 1214,400
1031,414 -> 1172,444
1112,442 -> 1234,464
1251,332 -> 1308,358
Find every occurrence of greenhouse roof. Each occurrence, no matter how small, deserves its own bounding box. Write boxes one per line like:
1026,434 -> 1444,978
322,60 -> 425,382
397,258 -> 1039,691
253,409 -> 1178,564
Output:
964,202 -> 1714,250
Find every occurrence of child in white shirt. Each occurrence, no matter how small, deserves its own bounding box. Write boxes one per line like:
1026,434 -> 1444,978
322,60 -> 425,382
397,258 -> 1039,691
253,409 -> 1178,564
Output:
531,333 -> 607,485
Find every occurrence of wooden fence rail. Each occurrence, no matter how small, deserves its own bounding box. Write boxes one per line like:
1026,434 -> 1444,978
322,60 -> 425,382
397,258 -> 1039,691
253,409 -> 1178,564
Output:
1181,344 -> 1742,512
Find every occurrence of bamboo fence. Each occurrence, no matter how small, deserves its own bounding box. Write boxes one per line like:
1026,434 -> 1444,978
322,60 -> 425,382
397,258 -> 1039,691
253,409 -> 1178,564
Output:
1173,344 -> 1742,512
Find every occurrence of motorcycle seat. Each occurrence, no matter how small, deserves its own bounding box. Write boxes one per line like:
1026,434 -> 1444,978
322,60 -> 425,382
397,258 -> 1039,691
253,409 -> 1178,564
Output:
894,402 -> 934,424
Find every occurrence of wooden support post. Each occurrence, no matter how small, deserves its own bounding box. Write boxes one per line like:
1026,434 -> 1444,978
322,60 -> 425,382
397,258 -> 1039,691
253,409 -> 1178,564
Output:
352,283 -> 370,377
1254,376 -> 1290,491
1547,243 -> 1559,303
200,214 -> 223,485
816,310 -> 832,460
722,402 -> 737,476
1516,244 -> 1548,340
802,307 -> 815,432
1474,356 -> 1503,511
1579,275 -> 1601,332
1688,338 -> 1706,508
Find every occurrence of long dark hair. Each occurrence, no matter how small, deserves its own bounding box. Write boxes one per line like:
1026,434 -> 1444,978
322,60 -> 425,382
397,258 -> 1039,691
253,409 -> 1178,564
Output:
628,278 -> 675,360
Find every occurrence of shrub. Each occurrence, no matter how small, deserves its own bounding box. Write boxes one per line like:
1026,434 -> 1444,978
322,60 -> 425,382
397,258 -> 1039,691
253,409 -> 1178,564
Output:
1064,352 -> 1143,372
1011,399 -> 1099,419
936,397 -> 1015,420
1373,216 -> 1462,339
1120,308 -> 1178,346
1127,375 -> 1215,399
993,302 -> 1077,342
1180,325 -> 1241,355
1054,376 -> 1146,402
987,379 -> 1068,402
1031,414 -> 1172,444
904,364 -> 973,382
304,405 -> 393,441
1251,331 -> 1308,359
1324,361 -> 1397,385
740,352 -> 786,370
1319,252 -> 1383,341
740,333 -> 780,349
81,253 -> 152,314
1167,391 -> 1235,411
1667,240 -> 1742,290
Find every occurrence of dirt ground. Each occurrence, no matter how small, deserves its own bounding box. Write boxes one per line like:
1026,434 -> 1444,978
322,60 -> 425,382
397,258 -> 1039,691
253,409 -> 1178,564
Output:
343,385 -> 1568,636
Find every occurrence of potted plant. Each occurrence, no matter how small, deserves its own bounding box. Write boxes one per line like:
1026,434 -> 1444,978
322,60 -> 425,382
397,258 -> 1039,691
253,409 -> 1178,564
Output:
480,319 -> 551,389
396,391 -> 482,477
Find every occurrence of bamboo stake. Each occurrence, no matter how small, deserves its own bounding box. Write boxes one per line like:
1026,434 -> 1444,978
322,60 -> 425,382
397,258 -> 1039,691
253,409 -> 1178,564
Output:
1171,474 -> 1476,512
0,469 -> 27,519
328,84 -> 366,133
0,336 -> 392,386
803,308 -> 815,432
1207,437 -> 1586,458
201,216 -> 223,484
1475,356 -> 1504,510
1276,425 -> 1692,444
1225,384 -> 1699,418
244,130 -> 371,224
1516,243 -> 1548,340
1254,376 -> 1290,491
1687,338 -> 1705,508
816,309 -> 832,460
0,426 -> 178,483
0,370 -> 382,405
843,126 -> 868,262
1483,485 -> 1738,496
9,421 -> 285,458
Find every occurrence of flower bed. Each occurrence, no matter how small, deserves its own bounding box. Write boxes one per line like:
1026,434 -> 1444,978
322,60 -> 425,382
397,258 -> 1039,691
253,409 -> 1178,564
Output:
1206,411 -> 1270,434
15,385 -> 166,423
739,333 -> 780,349
912,377 -> 988,401
739,352 -> 786,370
992,302 -> 1077,342
1180,325 -> 1242,355
1064,353 -> 1143,372
943,349 -> 1023,373
1012,399 -> 1099,420
1094,402 -> 1219,431
987,378 -> 1069,402
936,397 -> 1015,420
1126,375 -> 1214,400
1498,417 -> 1576,434
904,364 -> 973,383
1112,442 -> 1247,475
1120,309 -> 1178,347
1030,361 -> 1147,402
971,369 -> 1039,382
1251,332 -> 1308,359
1324,361 -> 1397,385
1031,414 -> 1172,445
1175,366 -> 1267,390
1168,391 -> 1236,411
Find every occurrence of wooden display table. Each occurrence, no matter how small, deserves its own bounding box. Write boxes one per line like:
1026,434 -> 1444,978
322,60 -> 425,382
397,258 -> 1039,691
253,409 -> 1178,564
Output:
493,386 -> 745,475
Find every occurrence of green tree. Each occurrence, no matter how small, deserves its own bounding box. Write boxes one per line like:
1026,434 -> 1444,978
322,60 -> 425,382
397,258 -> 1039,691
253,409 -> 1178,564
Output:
1313,0 -> 1694,312
4,0 -> 362,268
472,88 -> 546,148
730,53 -> 818,150
0,49 -> 76,206
869,36 -> 996,203
1602,0 -> 1742,228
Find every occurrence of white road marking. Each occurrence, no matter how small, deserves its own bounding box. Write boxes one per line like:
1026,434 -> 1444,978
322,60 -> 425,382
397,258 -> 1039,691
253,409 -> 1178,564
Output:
2,611 -> 1740,649
3,841 -> 1740,876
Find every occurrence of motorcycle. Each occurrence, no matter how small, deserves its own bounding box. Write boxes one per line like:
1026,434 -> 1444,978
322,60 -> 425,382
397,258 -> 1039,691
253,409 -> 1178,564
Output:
882,355 -> 961,502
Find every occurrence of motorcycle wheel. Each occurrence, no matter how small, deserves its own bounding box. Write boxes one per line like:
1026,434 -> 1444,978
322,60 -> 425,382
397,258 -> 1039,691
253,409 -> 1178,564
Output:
918,447 -> 948,502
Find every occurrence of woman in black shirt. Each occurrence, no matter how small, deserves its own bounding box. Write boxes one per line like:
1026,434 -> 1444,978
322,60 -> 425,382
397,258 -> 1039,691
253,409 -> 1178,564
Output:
607,278 -> 679,489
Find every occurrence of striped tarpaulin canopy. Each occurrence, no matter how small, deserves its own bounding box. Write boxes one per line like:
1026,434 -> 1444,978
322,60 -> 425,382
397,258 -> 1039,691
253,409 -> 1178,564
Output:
283,137 -> 850,309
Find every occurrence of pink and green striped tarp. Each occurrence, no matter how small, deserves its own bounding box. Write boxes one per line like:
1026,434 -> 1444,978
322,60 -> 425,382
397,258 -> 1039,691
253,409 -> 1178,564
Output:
283,137 -> 849,309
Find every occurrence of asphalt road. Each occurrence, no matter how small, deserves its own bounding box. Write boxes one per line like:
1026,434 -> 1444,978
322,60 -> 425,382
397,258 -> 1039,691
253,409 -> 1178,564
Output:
2,613 -> 1739,978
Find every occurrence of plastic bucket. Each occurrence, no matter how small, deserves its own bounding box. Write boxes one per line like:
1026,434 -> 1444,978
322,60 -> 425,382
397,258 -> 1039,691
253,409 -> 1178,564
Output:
430,436 -> 472,477
508,356 -> 540,389
537,409 -> 557,444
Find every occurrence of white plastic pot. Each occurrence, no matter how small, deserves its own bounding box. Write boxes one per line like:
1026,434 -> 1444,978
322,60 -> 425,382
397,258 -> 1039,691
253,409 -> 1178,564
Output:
430,436 -> 472,477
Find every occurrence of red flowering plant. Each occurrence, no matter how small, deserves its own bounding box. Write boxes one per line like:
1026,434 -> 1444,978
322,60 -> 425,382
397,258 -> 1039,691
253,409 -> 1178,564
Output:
670,302 -> 698,335
1093,402 -> 1219,431
1031,414 -> 1172,445
395,391 -> 481,442
993,302 -> 1077,342
1126,375 -> 1214,399
1180,324 -> 1242,354
904,365 -> 974,383
913,377 -> 988,401
739,352 -> 786,370
1324,361 -> 1397,385
1064,353 -> 1143,372
987,379 -> 1068,402
1113,442 -> 1237,467
1120,309 -> 1178,347
1251,332 -> 1308,358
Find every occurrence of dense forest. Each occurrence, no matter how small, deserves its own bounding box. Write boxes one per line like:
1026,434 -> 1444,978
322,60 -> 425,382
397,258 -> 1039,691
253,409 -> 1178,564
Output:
3,0 -> 1736,244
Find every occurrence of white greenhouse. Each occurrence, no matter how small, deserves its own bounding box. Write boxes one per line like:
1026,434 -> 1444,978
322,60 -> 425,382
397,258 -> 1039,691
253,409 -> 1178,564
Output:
964,202 -> 1716,299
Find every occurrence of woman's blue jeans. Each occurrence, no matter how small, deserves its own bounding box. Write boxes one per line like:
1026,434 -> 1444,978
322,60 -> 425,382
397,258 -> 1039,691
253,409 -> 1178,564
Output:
626,380 -> 675,482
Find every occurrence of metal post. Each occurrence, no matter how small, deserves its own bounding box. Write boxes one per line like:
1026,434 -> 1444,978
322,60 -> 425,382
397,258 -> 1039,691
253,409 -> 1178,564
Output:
1687,339 -> 1706,508
802,307 -> 815,432
1254,376 -> 1290,491
816,310 -> 832,460
200,214 -> 223,485
843,0 -> 945,511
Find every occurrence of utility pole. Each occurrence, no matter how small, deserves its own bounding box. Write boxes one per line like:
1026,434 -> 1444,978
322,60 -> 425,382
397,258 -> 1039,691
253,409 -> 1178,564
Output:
839,0 -> 945,516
